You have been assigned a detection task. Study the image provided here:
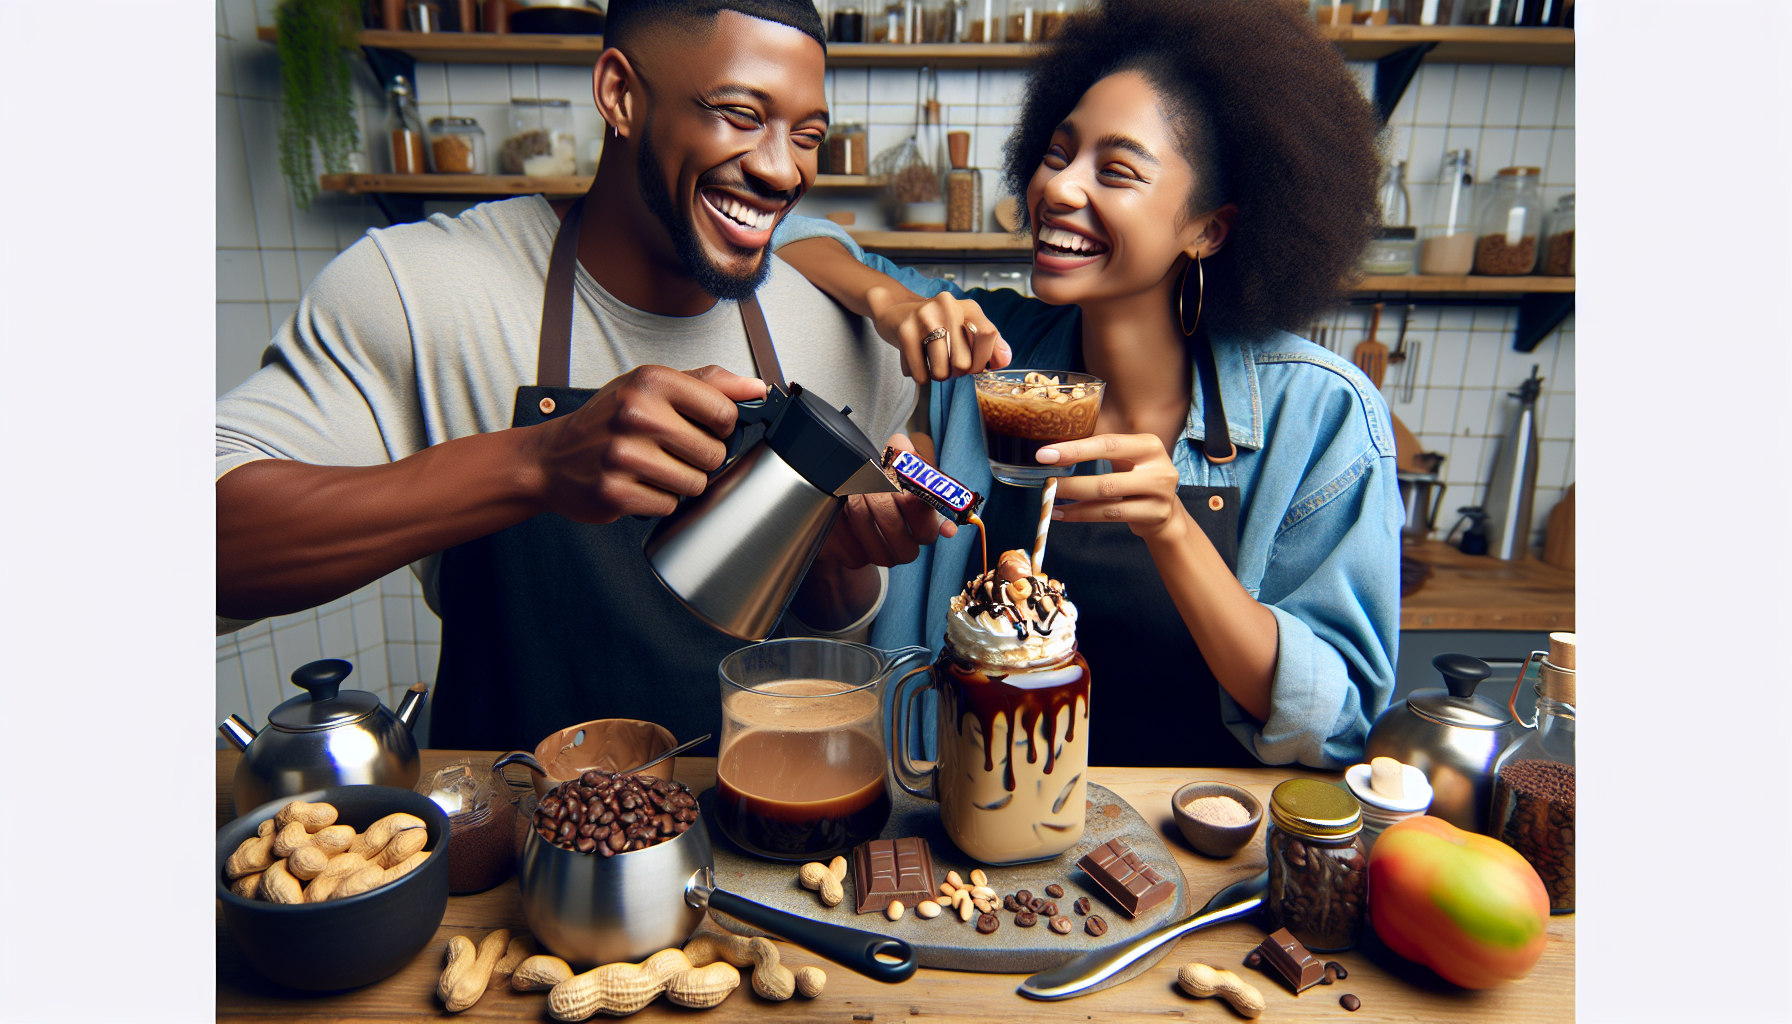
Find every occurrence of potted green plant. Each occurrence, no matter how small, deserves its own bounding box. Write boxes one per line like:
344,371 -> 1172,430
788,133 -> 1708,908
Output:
275,0 -> 365,210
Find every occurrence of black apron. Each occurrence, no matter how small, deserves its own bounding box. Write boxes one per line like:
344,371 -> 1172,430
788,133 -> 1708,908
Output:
429,195 -> 786,755
975,321 -> 1255,768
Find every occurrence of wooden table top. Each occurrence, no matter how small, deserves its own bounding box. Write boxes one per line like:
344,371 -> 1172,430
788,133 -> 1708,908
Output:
1401,540 -> 1575,632
217,750 -> 1573,1022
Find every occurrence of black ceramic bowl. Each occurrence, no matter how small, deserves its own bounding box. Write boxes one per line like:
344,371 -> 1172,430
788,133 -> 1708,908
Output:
216,785 -> 450,991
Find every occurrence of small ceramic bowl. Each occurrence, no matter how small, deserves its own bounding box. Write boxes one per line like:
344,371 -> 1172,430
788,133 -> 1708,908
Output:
216,785 -> 450,991
1171,781 -> 1264,858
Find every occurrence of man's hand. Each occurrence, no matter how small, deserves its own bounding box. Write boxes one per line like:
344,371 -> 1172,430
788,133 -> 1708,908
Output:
534,364 -> 766,523
866,288 -> 1012,384
816,433 -> 958,570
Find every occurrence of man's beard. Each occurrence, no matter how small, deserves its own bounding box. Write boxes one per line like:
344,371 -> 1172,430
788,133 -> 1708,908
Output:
636,126 -> 771,301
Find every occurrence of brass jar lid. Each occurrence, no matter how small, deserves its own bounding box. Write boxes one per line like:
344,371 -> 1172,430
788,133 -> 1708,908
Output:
1269,779 -> 1363,840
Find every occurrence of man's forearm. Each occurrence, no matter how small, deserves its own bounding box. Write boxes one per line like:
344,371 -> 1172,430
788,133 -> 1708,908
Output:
776,237 -> 923,318
217,427 -> 548,620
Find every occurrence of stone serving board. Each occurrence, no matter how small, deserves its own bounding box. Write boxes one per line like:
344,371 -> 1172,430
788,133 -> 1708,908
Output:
698,781 -> 1190,974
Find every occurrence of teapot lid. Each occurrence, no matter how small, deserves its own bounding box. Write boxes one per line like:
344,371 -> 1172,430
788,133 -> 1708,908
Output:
268,659 -> 381,732
1404,653 -> 1511,730
763,383 -> 896,497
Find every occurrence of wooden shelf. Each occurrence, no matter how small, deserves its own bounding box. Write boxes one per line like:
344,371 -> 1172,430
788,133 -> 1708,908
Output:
814,174 -> 888,188
849,231 -> 1027,252
260,26 -> 1571,67
1354,274 -> 1575,293
319,172 -> 591,197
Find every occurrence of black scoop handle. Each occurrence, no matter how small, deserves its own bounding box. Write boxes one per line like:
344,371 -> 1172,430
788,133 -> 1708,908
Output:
704,886 -> 917,983
291,659 -> 353,702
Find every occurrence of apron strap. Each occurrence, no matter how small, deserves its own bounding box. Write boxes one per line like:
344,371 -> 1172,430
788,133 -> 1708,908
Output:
534,192 -> 785,389
1191,322 -> 1237,465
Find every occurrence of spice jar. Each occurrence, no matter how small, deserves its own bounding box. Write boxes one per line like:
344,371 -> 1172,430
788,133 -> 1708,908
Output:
964,0 -> 1004,40
1039,0 -> 1078,38
872,0 -> 908,42
1541,192 -> 1574,276
1474,166 -> 1542,275
827,122 -> 869,176
419,759 -> 519,894
831,2 -> 865,40
944,130 -> 981,231
1420,148 -> 1476,275
1361,227 -> 1417,275
1343,759 -> 1433,852
1490,632 -> 1575,913
918,0 -> 953,41
428,117 -> 487,174
1264,778 -> 1368,952
502,98 -> 575,176
1007,0 -> 1040,41
385,76 -> 430,174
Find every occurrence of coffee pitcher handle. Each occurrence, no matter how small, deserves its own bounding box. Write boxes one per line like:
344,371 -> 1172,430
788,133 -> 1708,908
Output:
890,659 -> 939,802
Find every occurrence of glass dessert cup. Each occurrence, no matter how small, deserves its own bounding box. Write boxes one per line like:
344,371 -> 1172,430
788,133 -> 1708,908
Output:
972,369 -> 1105,487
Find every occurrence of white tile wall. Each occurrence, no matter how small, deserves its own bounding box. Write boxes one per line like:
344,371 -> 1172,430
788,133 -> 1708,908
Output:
217,6 -> 1576,730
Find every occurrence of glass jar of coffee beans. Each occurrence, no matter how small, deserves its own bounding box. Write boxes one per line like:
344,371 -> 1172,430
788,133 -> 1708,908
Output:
1473,167 -> 1543,275
1264,778 -> 1368,952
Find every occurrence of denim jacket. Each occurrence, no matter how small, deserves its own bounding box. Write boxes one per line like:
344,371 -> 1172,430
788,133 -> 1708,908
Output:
773,215 -> 1400,769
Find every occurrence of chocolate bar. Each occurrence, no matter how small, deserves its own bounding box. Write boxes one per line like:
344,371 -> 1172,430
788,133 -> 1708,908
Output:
1254,928 -> 1325,993
1074,838 -> 1176,918
881,447 -> 984,524
852,837 -> 937,914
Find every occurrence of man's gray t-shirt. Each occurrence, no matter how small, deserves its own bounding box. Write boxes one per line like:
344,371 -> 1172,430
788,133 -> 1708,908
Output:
216,195 -> 914,609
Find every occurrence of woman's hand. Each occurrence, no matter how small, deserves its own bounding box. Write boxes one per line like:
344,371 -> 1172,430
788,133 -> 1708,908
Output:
1037,433 -> 1191,544
866,287 -> 1012,384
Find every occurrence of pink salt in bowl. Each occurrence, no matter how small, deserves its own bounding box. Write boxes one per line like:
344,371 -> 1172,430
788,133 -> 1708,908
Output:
1171,781 -> 1264,858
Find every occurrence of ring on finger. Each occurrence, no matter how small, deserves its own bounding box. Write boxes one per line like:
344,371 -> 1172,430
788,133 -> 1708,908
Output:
922,327 -> 949,345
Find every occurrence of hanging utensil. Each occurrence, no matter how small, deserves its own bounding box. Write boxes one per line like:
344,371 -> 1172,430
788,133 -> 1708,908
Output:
1387,299 -> 1411,364
1401,339 -> 1422,404
1352,302 -> 1388,387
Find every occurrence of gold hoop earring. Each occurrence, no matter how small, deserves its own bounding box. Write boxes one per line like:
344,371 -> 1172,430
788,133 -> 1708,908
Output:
1177,252 -> 1204,337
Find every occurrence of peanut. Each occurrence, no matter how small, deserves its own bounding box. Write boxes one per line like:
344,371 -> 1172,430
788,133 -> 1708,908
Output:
969,869 -> 988,887
274,799 -> 338,833
664,962 -> 741,1008
886,899 -> 905,922
350,812 -> 426,858
946,871 -> 965,889
549,948 -> 692,1020
683,932 -> 756,969
258,818 -> 276,839
743,937 -> 794,1002
958,897 -> 976,922
939,882 -> 958,899
258,859 -> 305,904
286,844 -> 333,881
1177,963 -> 1266,1019
439,929 -> 510,1012
228,872 -> 262,899
327,849 -> 429,900
969,885 -> 997,901
225,832 -> 276,879
374,825 -> 429,869
512,954 -> 575,992
798,860 -> 844,908
491,934 -> 537,988
916,900 -> 941,919
794,965 -> 826,999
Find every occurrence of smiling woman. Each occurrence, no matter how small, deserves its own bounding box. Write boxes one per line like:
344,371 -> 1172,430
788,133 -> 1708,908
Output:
771,0 -> 1400,771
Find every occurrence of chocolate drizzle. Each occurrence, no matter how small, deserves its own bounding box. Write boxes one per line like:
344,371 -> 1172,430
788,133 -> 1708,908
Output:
939,650 -> 1089,793
959,568 -> 1067,642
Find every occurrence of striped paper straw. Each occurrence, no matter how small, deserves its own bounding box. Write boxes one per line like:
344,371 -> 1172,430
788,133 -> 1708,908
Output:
1032,477 -> 1058,575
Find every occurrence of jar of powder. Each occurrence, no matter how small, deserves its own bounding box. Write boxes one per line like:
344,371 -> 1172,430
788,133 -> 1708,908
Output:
419,760 -> 519,894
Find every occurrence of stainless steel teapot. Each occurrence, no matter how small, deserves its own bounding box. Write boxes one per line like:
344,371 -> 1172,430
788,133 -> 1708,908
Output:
1365,653 -> 1513,834
219,658 -> 427,815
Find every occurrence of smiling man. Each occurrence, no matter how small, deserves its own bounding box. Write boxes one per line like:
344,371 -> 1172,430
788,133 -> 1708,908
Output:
215,0 -> 941,752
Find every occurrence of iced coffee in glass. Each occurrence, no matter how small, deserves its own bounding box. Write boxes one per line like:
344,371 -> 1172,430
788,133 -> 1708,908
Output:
973,369 -> 1104,487
892,549 -> 1089,864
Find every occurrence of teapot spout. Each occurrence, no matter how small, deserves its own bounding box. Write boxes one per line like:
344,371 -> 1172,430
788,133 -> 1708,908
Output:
219,715 -> 256,751
394,681 -> 429,732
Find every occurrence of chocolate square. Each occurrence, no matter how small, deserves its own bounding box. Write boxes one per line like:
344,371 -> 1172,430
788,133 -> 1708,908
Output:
1074,838 -> 1176,918
1255,928 -> 1325,993
851,837 -> 937,914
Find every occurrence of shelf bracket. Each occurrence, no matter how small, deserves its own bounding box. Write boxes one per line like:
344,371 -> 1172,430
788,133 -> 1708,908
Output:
1513,292 -> 1574,352
1373,42 -> 1437,123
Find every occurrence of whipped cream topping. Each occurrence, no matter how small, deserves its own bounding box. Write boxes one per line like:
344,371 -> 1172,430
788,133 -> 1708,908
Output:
945,549 -> 1078,669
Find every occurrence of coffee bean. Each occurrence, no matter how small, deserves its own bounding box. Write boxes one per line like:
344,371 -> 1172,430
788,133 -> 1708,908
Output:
1084,915 -> 1108,937
1003,895 -> 1021,912
555,820 -> 576,843
977,913 -> 1001,934
1015,911 -> 1038,927
1049,915 -> 1072,934
536,824 -> 557,844
574,836 -> 597,853
1340,994 -> 1361,1011
1073,897 -> 1091,916
1015,889 -> 1033,905
1044,884 -> 1064,898
1037,900 -> 1058,917
1243,949 -> 1263,969
1326,961 -> 1348,980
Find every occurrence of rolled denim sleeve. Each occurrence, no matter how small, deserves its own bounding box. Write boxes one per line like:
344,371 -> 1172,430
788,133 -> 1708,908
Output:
1218,450 -> 1402,770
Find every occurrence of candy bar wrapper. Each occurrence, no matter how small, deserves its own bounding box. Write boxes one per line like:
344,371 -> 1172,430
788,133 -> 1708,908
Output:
882,447 -> 984,525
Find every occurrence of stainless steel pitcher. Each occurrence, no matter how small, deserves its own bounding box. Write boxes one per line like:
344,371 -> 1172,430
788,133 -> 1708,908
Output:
645,383 -> 898,641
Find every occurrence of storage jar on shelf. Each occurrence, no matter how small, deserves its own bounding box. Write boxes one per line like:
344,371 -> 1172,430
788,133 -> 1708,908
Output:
428,117 -> 487,175
963,0 -> 1004,40
1361,227 -> 1417,275
386,76 -> 430,174
1420,148 -> 1476,275
830,3 -> 866,41
502,99 -> 575,176
1541,193 -> 1574,276
1474,166 -> 1542,275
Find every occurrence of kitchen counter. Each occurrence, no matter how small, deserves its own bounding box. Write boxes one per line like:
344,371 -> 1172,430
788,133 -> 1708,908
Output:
217,750 -> 1573,1021
1402,540 -> 1574,631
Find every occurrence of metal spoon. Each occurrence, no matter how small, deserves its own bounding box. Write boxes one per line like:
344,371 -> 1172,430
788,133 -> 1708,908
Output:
1017,870 -> 1269,1001
492,733 -> 712,783
619,733 -> 711,776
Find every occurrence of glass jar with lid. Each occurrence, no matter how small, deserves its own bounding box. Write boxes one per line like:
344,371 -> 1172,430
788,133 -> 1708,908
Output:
1362,227 -> 1417,275
830,3 -> 866,41
1420,148 -> 1476,275
963,0 -> 1004,40
502,99 -> 575,176
1474,166 -> 1542,275
428,117 -> 487,175
1264,778 -> 1368,952
1490,632 -> 1575,913
1541,193 -> 1574,276
1007,0 -> 1040,41
826,122 -> 869,176
386,75 -> 430,174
